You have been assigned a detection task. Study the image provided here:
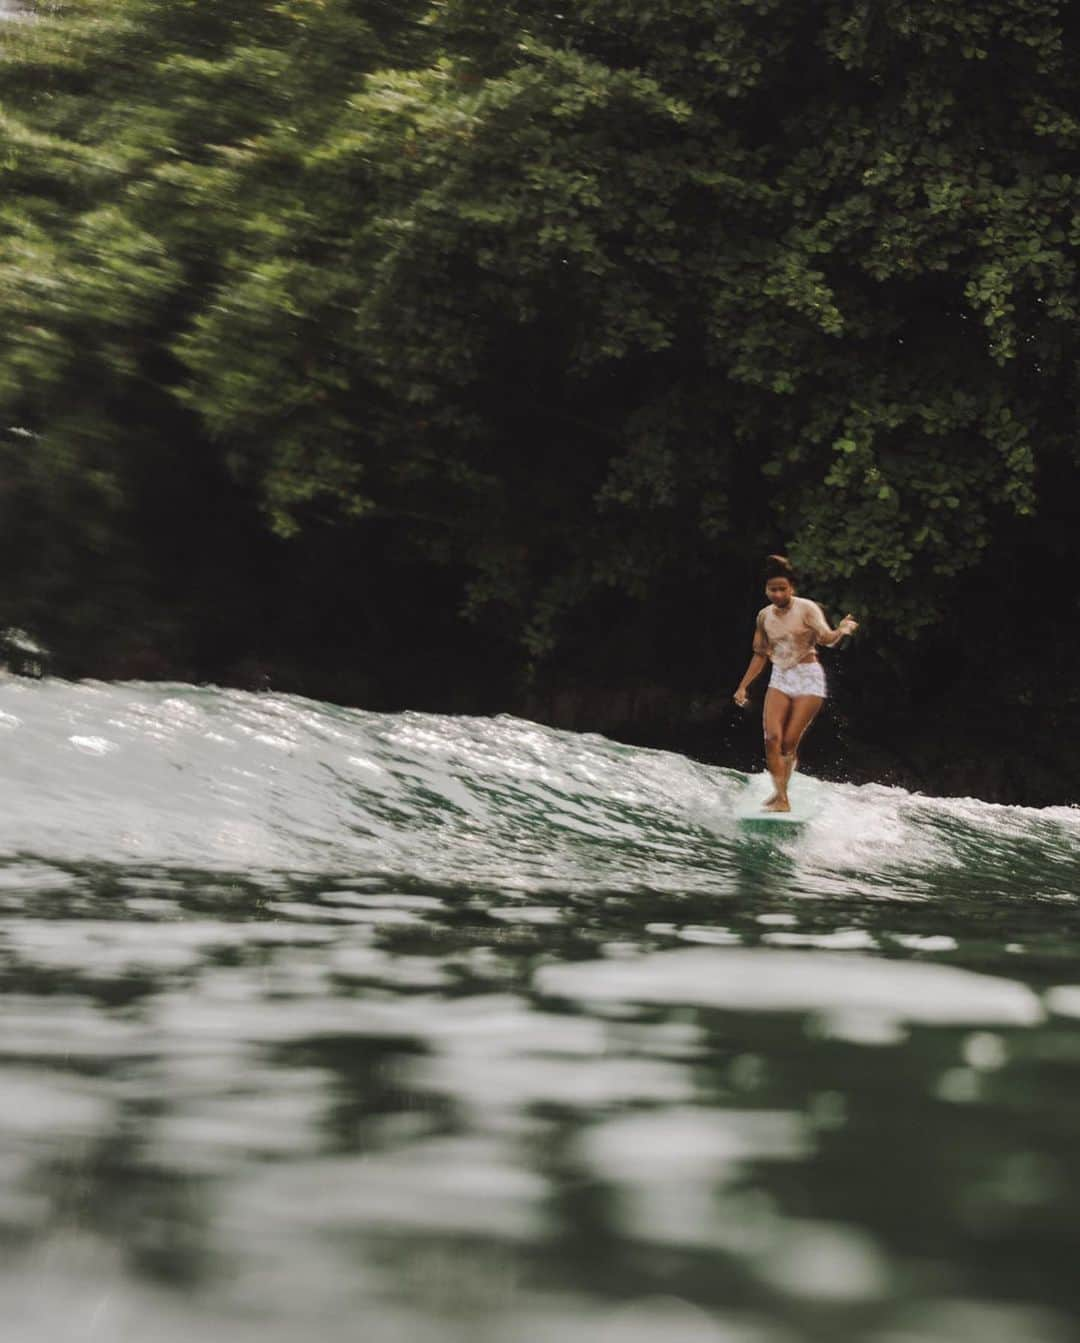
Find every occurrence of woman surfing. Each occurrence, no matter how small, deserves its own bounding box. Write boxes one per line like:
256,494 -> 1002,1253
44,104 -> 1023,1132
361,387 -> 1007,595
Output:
733,555 -> 858,812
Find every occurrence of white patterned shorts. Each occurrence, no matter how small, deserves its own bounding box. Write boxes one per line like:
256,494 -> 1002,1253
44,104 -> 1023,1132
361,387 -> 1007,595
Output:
769,660 -> 827,699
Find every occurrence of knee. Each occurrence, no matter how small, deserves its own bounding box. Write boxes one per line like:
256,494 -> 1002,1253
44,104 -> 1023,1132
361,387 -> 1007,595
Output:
763,729 -> 780,748
781,733 -> 800,757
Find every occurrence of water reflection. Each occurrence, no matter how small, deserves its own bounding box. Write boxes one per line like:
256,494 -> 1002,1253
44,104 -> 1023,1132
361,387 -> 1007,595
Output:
0,859 -> 1077,1341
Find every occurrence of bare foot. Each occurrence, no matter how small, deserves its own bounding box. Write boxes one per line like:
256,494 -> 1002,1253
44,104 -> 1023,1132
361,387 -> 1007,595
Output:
762,791 -> 779,808
763,798 -> 790,813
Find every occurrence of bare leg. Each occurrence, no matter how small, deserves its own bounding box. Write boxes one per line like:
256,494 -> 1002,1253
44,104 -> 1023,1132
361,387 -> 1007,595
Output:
762,689 -> 793,809
779,695 -> 824,805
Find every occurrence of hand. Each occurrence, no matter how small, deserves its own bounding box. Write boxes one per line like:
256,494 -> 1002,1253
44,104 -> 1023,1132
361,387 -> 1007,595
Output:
837,614 -> 858,637
733,687 -> 749,708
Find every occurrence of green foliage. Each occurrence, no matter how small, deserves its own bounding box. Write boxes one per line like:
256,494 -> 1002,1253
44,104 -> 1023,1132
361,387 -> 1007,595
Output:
0,0 -> 1078,663
0,0 -> 429,648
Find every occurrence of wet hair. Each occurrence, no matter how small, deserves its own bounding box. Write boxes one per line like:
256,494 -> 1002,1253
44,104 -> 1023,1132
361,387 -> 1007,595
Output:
763,554 -> 797,585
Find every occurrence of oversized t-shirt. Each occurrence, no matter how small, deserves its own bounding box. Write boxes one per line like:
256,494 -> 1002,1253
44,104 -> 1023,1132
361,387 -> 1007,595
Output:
753,596 -> 833,671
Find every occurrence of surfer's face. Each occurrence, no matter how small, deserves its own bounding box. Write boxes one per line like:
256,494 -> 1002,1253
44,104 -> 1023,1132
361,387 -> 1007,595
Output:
766,578 -> 794,609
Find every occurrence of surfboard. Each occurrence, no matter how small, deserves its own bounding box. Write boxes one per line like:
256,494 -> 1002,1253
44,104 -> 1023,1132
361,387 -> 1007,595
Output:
734,772 -> 823,832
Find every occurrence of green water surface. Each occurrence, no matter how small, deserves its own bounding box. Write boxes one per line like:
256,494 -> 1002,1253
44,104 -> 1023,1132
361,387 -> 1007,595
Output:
0,682 -> 1078,1343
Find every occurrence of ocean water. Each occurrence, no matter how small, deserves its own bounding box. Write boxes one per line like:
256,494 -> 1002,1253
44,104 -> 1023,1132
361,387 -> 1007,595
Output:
1,679 -> 1079,1342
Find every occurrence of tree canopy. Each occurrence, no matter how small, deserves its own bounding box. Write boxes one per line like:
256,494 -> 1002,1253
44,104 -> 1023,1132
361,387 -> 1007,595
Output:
1,0 -> 1078,672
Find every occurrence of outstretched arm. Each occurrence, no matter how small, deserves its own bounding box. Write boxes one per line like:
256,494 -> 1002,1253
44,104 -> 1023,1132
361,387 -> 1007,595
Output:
733,654 -> 768,707
818,613 -> 859,647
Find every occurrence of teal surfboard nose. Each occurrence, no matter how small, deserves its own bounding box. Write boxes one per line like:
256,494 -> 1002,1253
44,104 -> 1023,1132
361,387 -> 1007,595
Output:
734,773 -> 824,831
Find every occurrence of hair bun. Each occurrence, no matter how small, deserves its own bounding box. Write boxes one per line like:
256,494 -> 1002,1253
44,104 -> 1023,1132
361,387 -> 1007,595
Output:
763,553 -> 797,582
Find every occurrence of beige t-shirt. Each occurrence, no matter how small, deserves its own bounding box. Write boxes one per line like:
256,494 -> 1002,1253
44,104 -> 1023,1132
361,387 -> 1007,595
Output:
753,596 -> 833,671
